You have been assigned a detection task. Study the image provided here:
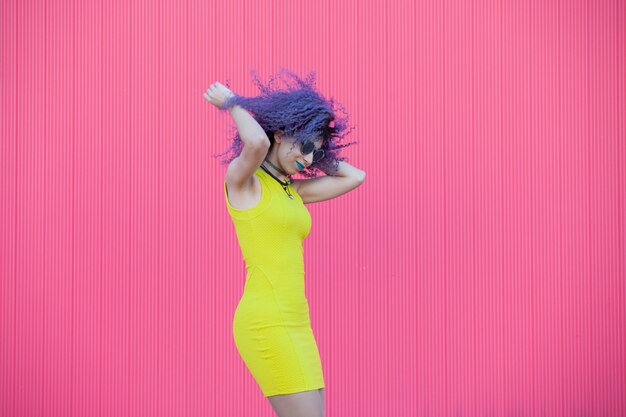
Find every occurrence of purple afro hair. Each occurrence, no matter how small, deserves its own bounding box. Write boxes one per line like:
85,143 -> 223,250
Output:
213,68 -> 357,177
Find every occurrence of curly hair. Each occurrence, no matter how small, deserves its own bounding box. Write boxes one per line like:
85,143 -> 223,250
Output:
213,68 -> 357,177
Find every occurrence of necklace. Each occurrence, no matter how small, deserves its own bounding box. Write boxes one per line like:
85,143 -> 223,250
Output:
263,157 -> 289,177
259,162 -> 294,199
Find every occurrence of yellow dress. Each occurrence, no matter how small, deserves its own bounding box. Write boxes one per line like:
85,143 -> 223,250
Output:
224,167 -> 325,397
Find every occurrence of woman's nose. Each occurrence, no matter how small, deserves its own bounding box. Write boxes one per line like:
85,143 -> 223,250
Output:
303,152 -> 314,164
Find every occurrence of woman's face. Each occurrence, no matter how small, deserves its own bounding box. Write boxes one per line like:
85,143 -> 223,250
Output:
272,132 -> 324,174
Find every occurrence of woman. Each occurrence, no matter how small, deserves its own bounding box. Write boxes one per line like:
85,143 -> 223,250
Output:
204,69 -> 365,417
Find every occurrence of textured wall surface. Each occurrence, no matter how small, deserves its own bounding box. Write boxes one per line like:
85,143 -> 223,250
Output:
1,0 -> 624,416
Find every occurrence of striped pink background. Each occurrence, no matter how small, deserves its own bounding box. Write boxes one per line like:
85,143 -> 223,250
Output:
1,0 -> 624,416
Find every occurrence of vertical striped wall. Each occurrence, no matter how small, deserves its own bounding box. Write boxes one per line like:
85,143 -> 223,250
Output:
1,0 -> 624,416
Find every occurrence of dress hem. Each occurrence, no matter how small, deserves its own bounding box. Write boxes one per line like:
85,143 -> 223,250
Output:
263,384 -> 326,398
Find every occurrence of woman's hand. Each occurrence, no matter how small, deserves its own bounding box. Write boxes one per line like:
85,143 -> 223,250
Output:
203,82 -> 236,110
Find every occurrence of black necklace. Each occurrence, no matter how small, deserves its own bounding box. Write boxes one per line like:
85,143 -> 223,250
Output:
259,163 -> 294,199
263,157 -> 288,176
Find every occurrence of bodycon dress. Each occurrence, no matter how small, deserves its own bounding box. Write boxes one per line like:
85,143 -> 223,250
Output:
224,167 -> 325,397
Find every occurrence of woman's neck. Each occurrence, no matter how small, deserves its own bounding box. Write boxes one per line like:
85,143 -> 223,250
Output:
262,156 -> 288,181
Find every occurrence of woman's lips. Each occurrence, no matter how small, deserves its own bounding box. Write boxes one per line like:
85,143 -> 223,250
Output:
296,161 -> 304,170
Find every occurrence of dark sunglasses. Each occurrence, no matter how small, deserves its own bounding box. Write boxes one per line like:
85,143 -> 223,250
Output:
300,139 -> 325,163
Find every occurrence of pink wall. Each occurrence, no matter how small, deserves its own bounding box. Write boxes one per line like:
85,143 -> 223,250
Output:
1,0 -> 624,416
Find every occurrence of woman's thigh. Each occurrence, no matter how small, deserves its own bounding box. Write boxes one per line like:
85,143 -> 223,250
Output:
267,389 -> 323,417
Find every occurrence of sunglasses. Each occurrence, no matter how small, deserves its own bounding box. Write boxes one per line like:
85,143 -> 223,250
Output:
300,139 -> 325,163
